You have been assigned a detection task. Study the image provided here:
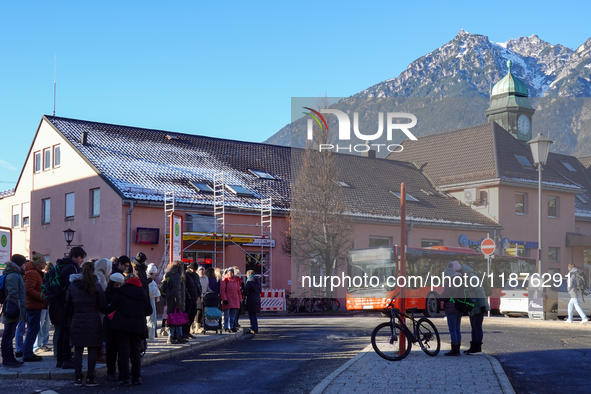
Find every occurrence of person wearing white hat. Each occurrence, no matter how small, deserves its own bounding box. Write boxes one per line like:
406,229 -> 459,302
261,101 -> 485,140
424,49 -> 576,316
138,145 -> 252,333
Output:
146,264 -> 160,339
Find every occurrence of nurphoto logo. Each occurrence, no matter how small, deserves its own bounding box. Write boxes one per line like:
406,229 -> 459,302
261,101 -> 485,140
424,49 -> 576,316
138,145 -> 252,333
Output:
303,107 -> 418,153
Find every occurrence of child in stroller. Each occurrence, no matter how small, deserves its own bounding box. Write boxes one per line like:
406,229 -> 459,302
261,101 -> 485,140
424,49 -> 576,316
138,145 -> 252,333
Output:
201,292 -> 223,334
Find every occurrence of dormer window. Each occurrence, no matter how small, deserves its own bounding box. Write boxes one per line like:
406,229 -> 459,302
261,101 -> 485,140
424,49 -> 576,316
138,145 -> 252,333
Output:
249,169 -> 275,180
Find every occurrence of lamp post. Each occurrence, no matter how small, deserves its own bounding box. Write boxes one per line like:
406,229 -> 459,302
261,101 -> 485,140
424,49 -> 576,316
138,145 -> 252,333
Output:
527,133 -> 553,275
63,228 -> 75,248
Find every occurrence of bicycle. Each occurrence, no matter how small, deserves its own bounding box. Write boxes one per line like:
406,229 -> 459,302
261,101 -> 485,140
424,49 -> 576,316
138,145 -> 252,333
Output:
286,295 -> 312,313
371,292 -> 440,361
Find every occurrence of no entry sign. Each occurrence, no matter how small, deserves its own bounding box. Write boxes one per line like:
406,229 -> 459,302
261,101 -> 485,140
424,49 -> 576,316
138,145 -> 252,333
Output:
480,238 -> 495,256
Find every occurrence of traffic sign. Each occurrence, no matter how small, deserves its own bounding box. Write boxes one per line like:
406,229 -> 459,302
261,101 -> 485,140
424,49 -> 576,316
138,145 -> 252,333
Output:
480,238 -> 495,256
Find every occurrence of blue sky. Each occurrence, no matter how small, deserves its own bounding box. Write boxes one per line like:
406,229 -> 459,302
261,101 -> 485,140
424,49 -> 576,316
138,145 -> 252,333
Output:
0,1 -> 589,189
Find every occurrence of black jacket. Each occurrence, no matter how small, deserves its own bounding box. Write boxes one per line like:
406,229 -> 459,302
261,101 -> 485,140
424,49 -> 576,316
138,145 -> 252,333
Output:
132,262 -> 150,295
65,274 -> 106,347
243,275 -> 262,313
185,270 -> 202,302
106,277 -> 152,337
55,258 -> 80,305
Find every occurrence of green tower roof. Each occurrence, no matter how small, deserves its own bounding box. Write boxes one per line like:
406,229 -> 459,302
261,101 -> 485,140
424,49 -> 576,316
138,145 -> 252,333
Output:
491,60 -> 529,97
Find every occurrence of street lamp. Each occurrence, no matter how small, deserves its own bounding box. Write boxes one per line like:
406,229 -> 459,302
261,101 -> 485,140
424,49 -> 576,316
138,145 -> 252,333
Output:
527,133 -> 553,275
63,228 -> 75,248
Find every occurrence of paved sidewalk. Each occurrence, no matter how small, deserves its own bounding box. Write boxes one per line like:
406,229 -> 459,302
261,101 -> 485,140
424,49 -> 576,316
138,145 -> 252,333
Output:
310,342 -> 514,394
0,328 -> 245,380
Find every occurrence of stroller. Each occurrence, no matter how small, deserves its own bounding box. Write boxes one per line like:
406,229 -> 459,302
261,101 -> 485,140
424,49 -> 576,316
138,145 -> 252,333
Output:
202,292 -> 223,334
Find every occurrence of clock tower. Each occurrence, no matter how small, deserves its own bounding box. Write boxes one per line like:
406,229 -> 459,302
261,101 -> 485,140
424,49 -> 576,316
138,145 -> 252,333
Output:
485,60 -> 535,141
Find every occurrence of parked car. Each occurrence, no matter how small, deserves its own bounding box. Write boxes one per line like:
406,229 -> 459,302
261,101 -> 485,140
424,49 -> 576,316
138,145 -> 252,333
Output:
556,282 -> 591,320
499,278 -> 529,317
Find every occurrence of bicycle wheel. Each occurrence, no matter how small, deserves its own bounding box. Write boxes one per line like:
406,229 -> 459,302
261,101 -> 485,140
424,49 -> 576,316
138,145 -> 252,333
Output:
416,318 -> 440,356
330,298 -> 340,311
371,322 -> 412,361
286,298 -> 297,313
303,298 -> 313,313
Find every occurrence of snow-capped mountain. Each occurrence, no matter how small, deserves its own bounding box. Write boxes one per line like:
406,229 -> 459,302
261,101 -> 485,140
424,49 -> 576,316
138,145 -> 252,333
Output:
266,31 -> 591,156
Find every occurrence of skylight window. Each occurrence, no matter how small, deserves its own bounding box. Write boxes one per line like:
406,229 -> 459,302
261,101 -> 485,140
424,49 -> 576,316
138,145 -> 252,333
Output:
515,155 -> 534,169
560,161 -> 577,172
166,134 -> 178,140
390,191 -> 419,202
189,181 -> 213,193
576,195 -> 588,204
226,185 -> 255,197
334,180 -> 350,187
249,169 -> 276,180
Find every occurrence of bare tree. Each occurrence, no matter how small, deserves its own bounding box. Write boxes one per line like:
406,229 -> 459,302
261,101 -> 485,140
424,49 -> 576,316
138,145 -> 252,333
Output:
286,96 -> 353,297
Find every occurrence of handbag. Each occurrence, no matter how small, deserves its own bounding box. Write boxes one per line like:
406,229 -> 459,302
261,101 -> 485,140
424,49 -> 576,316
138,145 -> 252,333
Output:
2,298 -> 20,319
451,289 -> 475,313
167,307 -> 189,326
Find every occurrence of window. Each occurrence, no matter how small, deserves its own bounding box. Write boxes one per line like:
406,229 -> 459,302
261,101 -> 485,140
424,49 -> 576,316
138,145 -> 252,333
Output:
515,192 -> 527,214
548,196 -> 558,218
34,151 -> 41,173
421,239 -> 442,248
186,213 -> 215,232
560,161 -> 577,172
189,181 -> 213,193
12,205 -> 19,228
43,148 -> 51,170
249,169 -> 276,180
42,198 -> 51,224
53,145 -> 61,167
226,185 -> 254,197
548,247 -> 560,262
65,192 -> 75,220
576,195 -> 588,204
369,236 -> 391,247
334,180 -> 350,187
515,155 -> 534,169
390,191 -> 419,202
22,202 -> 30,226
90,188 -> 100,217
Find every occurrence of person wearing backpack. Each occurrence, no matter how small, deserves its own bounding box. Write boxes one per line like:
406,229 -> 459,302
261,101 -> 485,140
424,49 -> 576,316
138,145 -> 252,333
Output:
566,263 -> 589,324
1,254 -> 27,368
440,260 -> 465,356
462,264 -> 490,355
22,252 -> 48,362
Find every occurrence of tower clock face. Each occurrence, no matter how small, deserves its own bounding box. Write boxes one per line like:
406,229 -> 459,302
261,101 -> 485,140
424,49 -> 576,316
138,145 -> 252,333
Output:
518,115 -> 531,136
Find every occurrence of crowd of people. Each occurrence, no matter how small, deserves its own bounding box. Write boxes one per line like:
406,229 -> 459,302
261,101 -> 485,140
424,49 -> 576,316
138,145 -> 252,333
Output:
1,249 -> 262,387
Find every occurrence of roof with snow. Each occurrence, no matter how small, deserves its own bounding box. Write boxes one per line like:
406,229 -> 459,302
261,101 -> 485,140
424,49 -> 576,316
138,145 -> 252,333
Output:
43,115 -> 501,229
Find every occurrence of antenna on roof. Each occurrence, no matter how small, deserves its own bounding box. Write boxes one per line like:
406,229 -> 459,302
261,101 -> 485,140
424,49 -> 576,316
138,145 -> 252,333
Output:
53,55 -> 56,116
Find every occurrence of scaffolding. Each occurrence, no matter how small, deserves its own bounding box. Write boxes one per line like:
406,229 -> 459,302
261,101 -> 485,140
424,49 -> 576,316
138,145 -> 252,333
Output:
162,173 -> 273,286
159,191 -> 175,276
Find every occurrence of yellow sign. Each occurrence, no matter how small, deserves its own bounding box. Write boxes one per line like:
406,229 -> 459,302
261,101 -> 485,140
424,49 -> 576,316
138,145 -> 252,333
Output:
175,232 -> 254,244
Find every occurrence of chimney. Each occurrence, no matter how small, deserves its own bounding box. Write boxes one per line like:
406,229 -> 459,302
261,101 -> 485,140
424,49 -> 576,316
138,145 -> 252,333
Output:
360,140 -> 376,159
81,131 -> 88,146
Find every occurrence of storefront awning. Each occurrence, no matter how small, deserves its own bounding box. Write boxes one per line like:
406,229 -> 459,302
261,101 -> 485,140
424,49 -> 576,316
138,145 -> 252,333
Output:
566,233 -> 591,247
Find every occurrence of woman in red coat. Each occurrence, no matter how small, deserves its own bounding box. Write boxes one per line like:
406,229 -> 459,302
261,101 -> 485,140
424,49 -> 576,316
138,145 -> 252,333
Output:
220,267 -> 241,332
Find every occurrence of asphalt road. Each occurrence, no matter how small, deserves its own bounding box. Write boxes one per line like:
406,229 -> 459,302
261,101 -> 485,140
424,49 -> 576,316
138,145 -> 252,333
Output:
4,315 -> 591,394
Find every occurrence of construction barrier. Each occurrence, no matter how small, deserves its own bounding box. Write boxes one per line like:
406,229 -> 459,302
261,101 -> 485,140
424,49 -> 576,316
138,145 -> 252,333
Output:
260,289 -> 285,311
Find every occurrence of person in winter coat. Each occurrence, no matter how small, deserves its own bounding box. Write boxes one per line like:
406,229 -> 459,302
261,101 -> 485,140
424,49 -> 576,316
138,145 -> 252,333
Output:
205,267 -> 220,295
220,267 -> 241,332
1,254 -> 27,368
34,261 -> 53,353
22,252 -> 48,362
232,266 -> 243,329
146,264 -> 160,339
242,270 -> 262,334
104,273 -> 125,381
195,266 -> 209,333
105,274 -> 152,386
65,261 -> 106,387
566,263 -> 589,323
132,252 -> 150,294
164,260 -> 186,343
94,258 -> 112,291
461,264 -> 490,355
53,246 -> 86,369
440,261 -> 465,356
184,262 -> 202,338
112,255 -> 130,276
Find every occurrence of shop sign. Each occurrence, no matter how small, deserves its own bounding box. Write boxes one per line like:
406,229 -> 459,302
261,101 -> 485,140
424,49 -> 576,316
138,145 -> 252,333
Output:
501,238 -> 538,250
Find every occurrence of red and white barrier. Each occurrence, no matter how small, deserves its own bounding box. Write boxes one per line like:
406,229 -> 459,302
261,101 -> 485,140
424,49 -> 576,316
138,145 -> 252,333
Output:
260,289 -> 285,311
